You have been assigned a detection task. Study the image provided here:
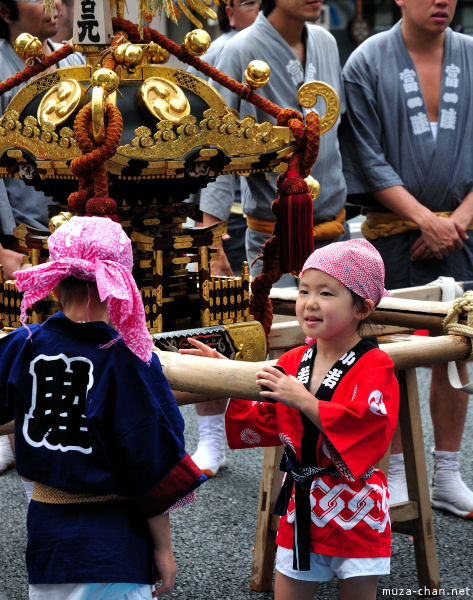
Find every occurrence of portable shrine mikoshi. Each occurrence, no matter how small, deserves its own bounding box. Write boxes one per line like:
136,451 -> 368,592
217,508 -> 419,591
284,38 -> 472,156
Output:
0,0 -> 340,350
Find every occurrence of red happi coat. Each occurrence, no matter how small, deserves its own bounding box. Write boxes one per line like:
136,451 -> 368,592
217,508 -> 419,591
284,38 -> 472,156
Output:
225,342 -> 399,558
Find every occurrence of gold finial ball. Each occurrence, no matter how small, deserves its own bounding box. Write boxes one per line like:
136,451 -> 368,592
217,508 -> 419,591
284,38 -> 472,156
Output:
304,175 -> 320,201
91,68 -> 119,95
244,60 -> 270,89
146,42 -> 170,64
14,33 -> 43,59
114,42 -> 143,70
49,211 -> 73,234
184,29 -> 211,56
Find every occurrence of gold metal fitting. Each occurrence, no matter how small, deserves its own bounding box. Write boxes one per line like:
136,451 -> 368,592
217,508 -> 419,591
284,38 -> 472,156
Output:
49,211 -> 73,234
14,33 -> 43,59
114,42 -> 143,71
91,68 -> 120,95
38,79 -> 84,127
145,42 -> 170,65
297,81 -> 340,134
304,175 -> 320,201
90,69 -> 118,144
138,77 -> 190,123
184,29 -> 211,56
244,60 -> 270,89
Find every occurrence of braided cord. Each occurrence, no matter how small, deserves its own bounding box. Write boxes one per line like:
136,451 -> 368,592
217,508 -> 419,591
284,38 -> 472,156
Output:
443,290 -> 473,359
0,44 -> 74,97
68,102 -> 123,219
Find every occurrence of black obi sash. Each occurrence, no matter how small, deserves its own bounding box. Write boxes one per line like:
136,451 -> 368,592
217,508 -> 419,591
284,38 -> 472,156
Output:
273,337 -> 378,571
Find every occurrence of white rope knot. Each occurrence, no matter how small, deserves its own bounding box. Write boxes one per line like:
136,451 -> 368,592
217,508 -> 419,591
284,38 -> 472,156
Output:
443,290 -> 473,359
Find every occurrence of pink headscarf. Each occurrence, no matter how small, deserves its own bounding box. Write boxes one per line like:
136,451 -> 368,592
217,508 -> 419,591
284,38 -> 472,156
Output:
14,216 -> 154,363
299,238 -> 390,308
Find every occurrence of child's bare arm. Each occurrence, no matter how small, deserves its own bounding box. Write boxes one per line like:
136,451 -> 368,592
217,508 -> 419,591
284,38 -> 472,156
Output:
178,338 -> 228,360
147,513 -> 176,598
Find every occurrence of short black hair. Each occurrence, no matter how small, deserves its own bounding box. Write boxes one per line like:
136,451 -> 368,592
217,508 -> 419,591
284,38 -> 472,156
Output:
56,277 -> 91,308
261,0 -> 275,16
0,0 -> 18,41
217,2 -> 232,33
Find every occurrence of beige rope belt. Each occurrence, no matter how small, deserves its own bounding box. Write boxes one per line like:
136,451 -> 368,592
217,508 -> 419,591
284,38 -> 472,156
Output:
362,211 -> 473,241
247,208 -> 346,242
230,201 -> 244,216
32,481 -> 126,504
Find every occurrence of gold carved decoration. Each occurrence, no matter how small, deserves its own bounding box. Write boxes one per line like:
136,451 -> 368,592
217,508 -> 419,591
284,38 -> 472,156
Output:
305,175 -> 320,201
297,81 -> 340,134
122,109 -> 295,164
37,79 -> 84,127
226,321 -> 267,362
49,211 -> 73,234
0,66 -> 297,179
139,77 -> 190,123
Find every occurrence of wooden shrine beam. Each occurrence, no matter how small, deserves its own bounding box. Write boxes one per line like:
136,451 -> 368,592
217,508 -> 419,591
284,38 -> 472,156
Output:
157,333 -> 470,402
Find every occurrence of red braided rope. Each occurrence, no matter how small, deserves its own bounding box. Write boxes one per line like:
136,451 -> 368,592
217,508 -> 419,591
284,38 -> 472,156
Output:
68,102 -> 123,219
0,44 -> 74,97
249,235 -> 281,340
102,31 -> 129,71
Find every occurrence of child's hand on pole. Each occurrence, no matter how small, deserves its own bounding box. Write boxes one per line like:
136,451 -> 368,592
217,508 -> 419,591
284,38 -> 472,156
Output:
179,338 -> 228,360
256,365 -> 311,409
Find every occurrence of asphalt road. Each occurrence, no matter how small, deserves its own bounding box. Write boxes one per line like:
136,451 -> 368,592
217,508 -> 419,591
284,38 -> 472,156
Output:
1,366 -> 472,599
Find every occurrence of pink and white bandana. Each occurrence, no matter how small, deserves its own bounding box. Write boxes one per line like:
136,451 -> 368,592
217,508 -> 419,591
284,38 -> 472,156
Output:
14,216 -> 154,363
299,238 -> 389,308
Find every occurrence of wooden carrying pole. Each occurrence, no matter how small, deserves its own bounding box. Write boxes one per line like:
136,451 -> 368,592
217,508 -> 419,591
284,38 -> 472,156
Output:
156,333 -> 470,400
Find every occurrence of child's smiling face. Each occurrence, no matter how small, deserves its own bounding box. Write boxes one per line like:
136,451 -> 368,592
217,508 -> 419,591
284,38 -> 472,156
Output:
295,268 -> 365,342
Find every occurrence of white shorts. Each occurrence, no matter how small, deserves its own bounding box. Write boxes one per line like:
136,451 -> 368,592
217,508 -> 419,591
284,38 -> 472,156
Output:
29,583 -> 154,600
275,546 -> 390,582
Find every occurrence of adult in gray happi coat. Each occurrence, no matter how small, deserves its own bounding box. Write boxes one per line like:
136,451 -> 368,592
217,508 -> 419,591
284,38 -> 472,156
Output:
341,0 -> 473,518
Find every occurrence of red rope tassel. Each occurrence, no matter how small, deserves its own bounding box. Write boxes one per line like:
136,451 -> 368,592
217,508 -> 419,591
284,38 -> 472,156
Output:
276,170 -> 314,274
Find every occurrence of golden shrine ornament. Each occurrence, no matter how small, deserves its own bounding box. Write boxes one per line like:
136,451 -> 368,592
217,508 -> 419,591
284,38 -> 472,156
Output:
297,81 -> 340,134
184,29 -> 211,56
114,42 -> 144,71
244,60 -> 270,89
138,77 -> 190,122
304,175 -> 320,201
38,80 -> 84,127
14,33 -> 43,59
